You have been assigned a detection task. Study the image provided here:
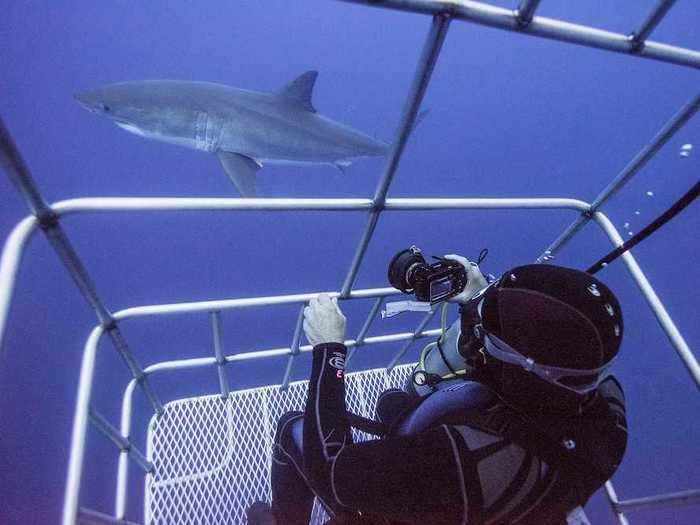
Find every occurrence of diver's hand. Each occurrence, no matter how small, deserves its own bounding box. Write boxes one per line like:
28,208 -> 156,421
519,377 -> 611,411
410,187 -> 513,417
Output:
444,254 -> 489,304
304,293 -> 347,346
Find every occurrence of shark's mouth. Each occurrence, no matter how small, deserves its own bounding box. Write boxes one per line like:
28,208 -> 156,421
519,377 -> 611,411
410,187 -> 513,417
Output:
114,120 -> 146,137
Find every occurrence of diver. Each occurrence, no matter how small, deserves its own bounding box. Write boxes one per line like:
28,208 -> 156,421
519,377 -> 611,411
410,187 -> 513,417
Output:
247,248 -> 627,524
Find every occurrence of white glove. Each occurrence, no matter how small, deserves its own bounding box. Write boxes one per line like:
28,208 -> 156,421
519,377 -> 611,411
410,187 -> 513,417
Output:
303,293 -> 347,346
444,254 -> 489,304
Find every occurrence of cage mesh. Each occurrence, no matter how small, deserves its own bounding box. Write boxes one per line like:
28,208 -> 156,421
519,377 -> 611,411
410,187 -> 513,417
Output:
146,363 -> 415,524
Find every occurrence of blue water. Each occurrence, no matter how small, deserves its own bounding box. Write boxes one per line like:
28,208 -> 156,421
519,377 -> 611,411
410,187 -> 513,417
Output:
1,1 -> 698,523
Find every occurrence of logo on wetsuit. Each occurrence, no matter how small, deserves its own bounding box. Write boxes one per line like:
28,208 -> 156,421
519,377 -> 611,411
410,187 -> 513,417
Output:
328,352 -> 345,379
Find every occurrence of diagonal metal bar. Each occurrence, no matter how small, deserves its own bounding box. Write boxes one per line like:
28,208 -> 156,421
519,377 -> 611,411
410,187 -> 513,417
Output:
604,482 -> 631,525
341,14 -> 451,297
387,307 -> 439,371
0,118 -> 163,415
211,311 -> 230,399
538,91 -> 700,262
0,117 -> 53,220
516,0 -> 542,26
630,0 -> 677,49
339,0 -> 700,70
615,488 -> 700,513
346,297 -> 384,366
281,305 -> 306,390
88,408 -> 154,474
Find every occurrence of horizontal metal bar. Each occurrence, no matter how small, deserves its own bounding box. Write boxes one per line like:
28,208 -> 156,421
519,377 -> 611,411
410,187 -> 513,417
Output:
593,212 -> 700,388
281,305 -> 306,389
538,92 -> 700,262
115,286 -> 400,320
631,0 -> 676,47
78,507 -> 141,525
339,0 -> 700,69
53,197 -> 373,215
388,307 -> 439,371
138,328 -> 442,378
211,311 -> 230,399
88,409 -> 153,474
48,196 -> 592,215
616,488 -> 700,513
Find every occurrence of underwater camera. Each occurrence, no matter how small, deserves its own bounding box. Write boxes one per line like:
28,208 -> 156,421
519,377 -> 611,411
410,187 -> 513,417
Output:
387,246 -> 468,304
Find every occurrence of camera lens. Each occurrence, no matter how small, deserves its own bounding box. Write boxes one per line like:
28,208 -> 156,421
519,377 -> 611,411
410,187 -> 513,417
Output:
388,247 -> 426,292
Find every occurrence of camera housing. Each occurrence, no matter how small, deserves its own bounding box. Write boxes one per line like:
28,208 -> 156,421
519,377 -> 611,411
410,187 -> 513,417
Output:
387,246 -> 468,304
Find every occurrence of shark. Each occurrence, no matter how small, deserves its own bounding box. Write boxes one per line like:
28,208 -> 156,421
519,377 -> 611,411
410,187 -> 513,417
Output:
75,71 -> 389,196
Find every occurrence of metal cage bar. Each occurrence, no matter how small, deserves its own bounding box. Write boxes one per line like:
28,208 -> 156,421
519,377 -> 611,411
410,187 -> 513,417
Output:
630,0 -> 677,48
516,0 -> 542,26
539,91 -> 700,263
339,0 -> 700,70
0,2 -> 698,523
210,311 -> 230,399
281,305 -> 306,389
387,307 -> 440,371
615,488 -> 700,513
346,296 -> 384,366
341,14 -> 450,297
88,409 -> 153,474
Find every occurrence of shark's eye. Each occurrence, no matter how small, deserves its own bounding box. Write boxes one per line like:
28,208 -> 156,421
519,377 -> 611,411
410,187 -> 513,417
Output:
102,104 -> 111,112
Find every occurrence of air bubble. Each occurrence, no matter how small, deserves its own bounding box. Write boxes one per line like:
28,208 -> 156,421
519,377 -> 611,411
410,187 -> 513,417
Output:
634,210 -> 640,215
646,191 -> 654,197
601,262 -> 608,267
628,231 -> 634,237
623,222 -> 630,229
680,143 -> 693,158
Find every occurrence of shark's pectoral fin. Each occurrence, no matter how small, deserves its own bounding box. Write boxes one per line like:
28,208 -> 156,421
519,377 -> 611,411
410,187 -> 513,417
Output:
218,152 -> 261,197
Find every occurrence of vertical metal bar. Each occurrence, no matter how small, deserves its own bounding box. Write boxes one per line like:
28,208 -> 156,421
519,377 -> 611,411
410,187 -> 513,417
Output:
605,482 -> 631,525
346,297 -> 384,366
116,378 -> 139,520
0,216 -> 37,351
538,91 -> 700,262
211,311 -> 230,399
373,15 -> 451,208
63,326 -> 102,525
340,210 -> 381,298
281,305 -> 306,390
593,212 -> 700,388
630,0 -> 676,48
387,308 -> 439,371
516,0 -> 542,26
341,15 -> 451,297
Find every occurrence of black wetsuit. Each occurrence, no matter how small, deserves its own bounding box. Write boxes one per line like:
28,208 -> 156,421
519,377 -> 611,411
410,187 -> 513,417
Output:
271,343 -> 627,524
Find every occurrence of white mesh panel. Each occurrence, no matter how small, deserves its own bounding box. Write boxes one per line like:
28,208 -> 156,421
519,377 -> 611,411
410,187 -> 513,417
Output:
146,363 -> 415,524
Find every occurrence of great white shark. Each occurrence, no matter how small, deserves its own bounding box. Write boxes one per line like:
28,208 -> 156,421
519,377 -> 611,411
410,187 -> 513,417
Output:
75,71 -> 389,196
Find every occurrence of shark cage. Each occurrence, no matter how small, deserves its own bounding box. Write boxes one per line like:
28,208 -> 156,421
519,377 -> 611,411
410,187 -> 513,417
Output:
1,1 -> 699,524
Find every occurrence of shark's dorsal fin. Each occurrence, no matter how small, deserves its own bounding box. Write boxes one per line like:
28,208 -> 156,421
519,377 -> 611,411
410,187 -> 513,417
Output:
278,71 -> 318,112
